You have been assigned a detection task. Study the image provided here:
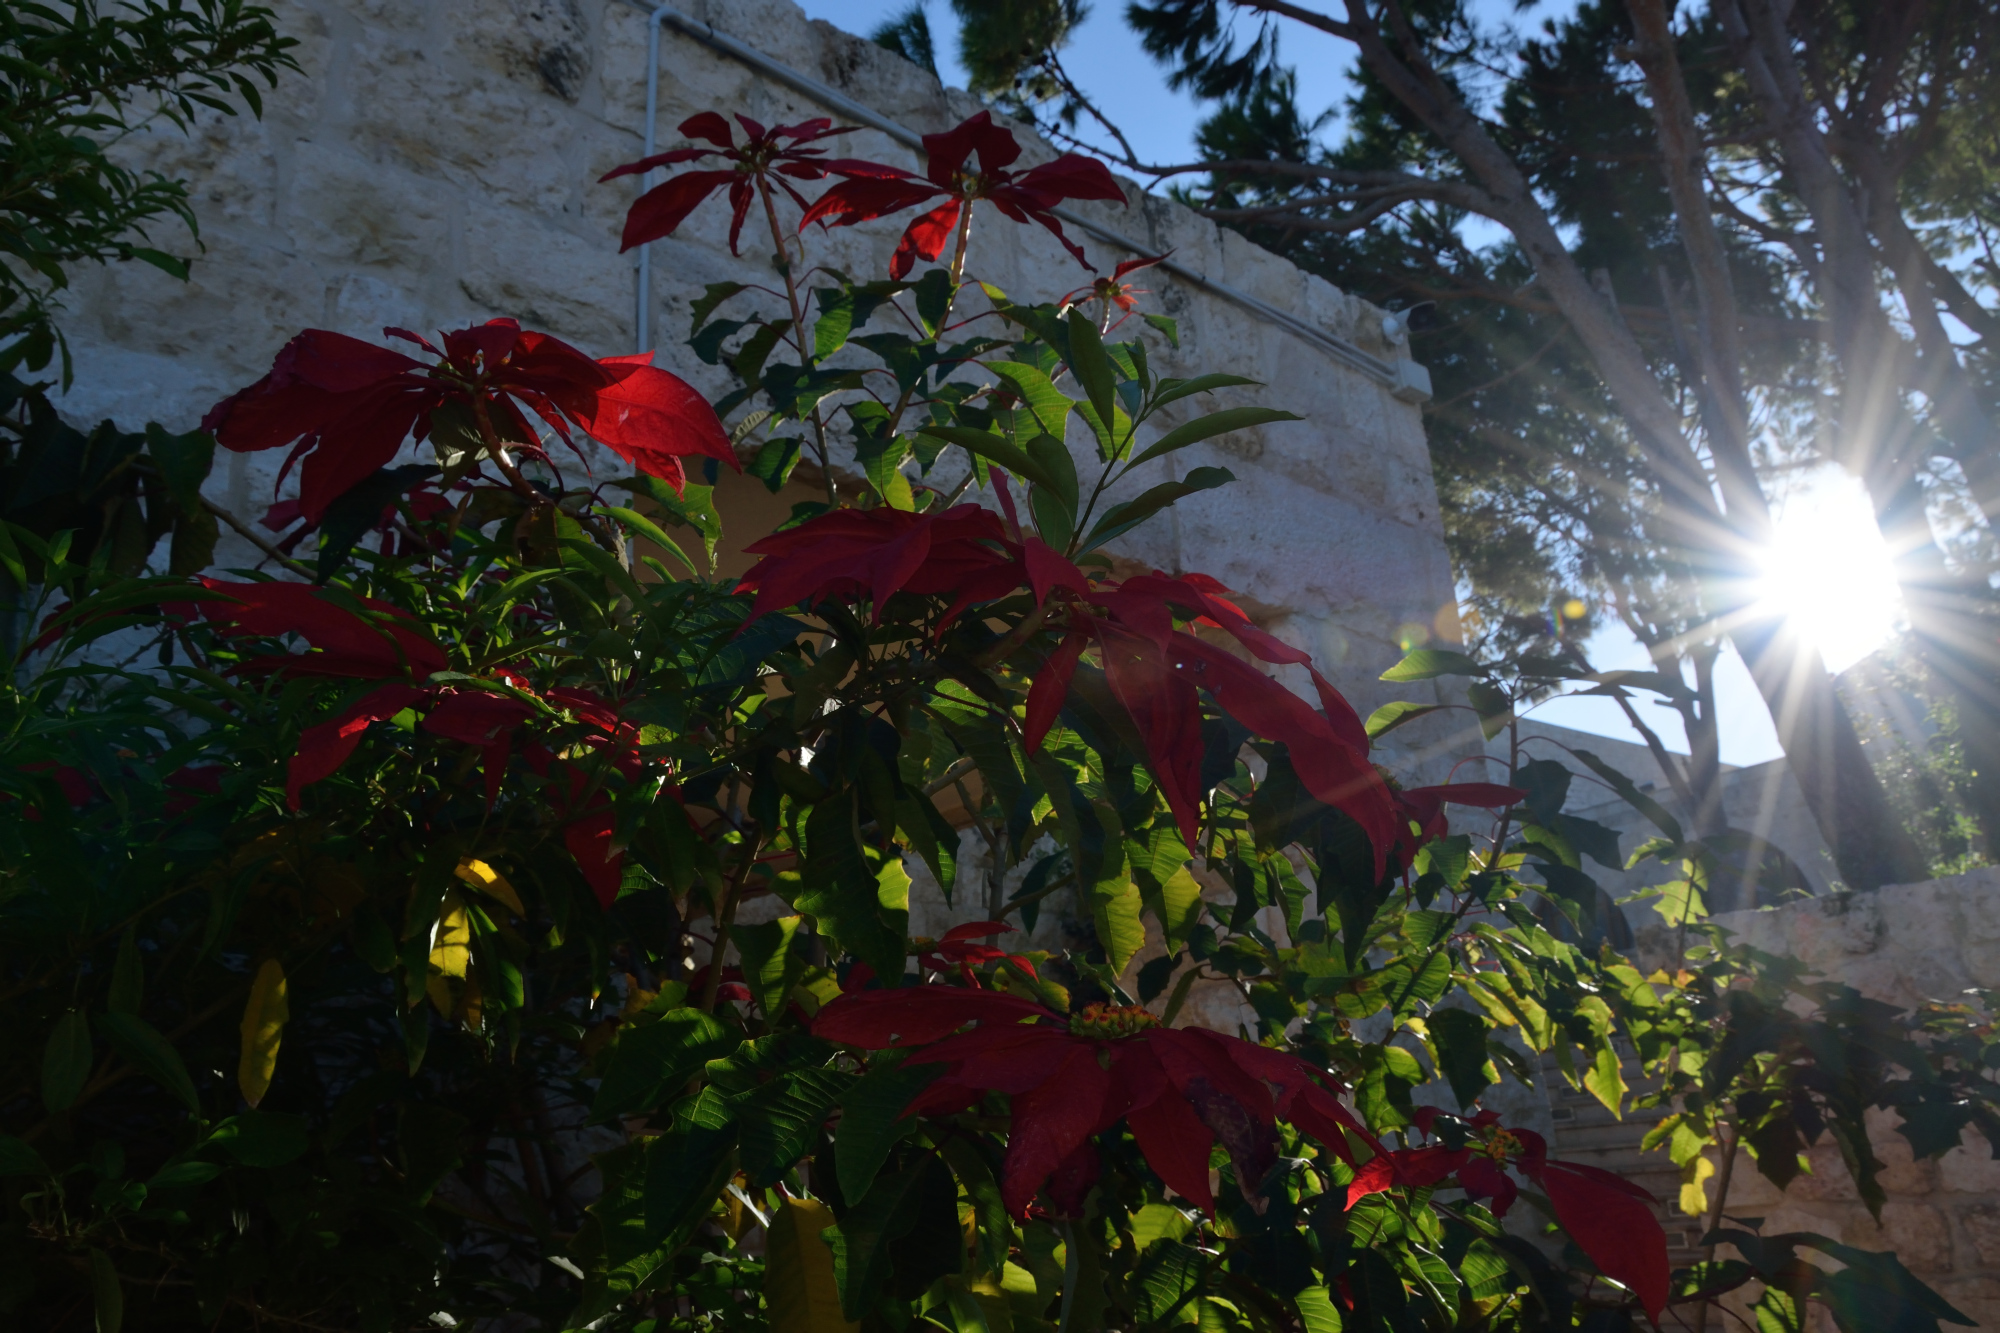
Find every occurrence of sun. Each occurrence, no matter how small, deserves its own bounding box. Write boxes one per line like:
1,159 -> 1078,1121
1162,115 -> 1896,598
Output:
1752,471 -> 1903,673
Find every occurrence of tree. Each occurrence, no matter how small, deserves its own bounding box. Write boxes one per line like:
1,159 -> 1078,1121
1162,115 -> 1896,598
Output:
0,0 -> 296,378
965,0 -> 2000,889
0,0 -> 297,639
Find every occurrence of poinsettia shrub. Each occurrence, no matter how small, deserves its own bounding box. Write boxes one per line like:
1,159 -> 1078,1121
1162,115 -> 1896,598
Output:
0,107 -> 1984,1333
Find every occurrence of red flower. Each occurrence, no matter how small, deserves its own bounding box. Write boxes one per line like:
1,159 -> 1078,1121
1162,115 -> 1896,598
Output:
1347,1110 -> 1670,1321
601,111 -> 860,254
203,319 -> 733,522
196,578 -> 448,681
734,503 -> 1081,625
738,500 -> 1395,873
799,111 -> 1127,279
917,920 -> 1040,987
814,987 -> 1378,1218
1064,252 -> 1171,316
1031,571 -> 1397,873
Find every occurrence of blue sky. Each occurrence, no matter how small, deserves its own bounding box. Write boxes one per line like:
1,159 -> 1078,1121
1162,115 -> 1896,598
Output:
793,0 -> 1792,767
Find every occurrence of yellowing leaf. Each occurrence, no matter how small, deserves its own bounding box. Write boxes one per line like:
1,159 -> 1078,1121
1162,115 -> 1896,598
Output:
875,857 -> 911,915
237,959 -> 289,1108
429,896 -> 472,980
1092,876 -> 1146,976
1679,1152 -> 1717,1217
1155,865 -> 1204,948
1583,1038 -> 1627,1118
764,1197 -> 857,1332
454,857 -> 524,916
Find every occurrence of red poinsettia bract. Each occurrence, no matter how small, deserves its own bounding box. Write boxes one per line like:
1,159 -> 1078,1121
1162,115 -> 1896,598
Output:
203,318 -> 734,522
1063,251 -> 1171,317
916,920 -> 1040,987
1388,779 -> 1526,871
1347,1109 -> 1670,1322
815,987 -> 1380,1218
195,580 -> 643,904
602,111 -> 859,254
1030,570 -> 1399,874
734,502 -> 1399,873
799,111 -> 1127,279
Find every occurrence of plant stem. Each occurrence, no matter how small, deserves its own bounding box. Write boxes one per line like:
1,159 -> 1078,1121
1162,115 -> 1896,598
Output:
1695,1121 -> 1739,1333
700,830 -> 762,1012
756,176 -> 837,505
1056,1219 -> 1079,1333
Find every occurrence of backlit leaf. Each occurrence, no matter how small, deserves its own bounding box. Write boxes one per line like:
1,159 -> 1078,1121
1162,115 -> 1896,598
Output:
765,1197 -> 858,1332
237,958 -> 289,1108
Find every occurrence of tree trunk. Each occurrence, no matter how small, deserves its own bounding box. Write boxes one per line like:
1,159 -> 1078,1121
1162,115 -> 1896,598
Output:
1730,618 -> 1929,888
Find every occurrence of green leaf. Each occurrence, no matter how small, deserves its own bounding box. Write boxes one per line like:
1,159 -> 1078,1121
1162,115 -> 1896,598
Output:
147,1159 -> 223,1190
814,287 -> 859,361
1427,1007 -> 1493,1108
1126,404 -> 1301,469
987,361 -> 1076,439
97,1012 -> 198,1113
129,247 -> 189,280
1364,700 -> 1446,740
734,915 -> 805,1022
1080,466 -> 1234,552
914,424 -> 1059,492
1553,814 -> 1623,870
206,1109 -> 310,1167
1151,864 -> 1204,950
748,435 -> 803,493
1029,483 -> 1074,550
0,1135 -> 47,1177
143,422 -> 215,520
316,463 -> 438,581
1467,679 -> 1511,740
736,1065 -> 851,1186
689,281 -> 748,334
1093,875 -> 1146,977
43,1009 -> 92,1113
108,925 -> 143,1015
1024,432 -> 1079,510
592,1010 -> 739,1120
1298,1285 -> 1346,1332
827,1155 -> 961,1318
643,1089 -> 737,1245
937,1135 -> 1010,1277
1065,307 -> 1118,446
602,505 -> 697,576
1143,312 -> 1180,347
612,476 -> 723,564
1132,1239 -> 1206,1324
1381,648 -> 1487,682
1572,748 -> 1685,843
1803,1234 -> 1976,1331
836,1058 -> 938,1207
90,1249 -> 122,1333
1583,1036 -> 1626,1116
1149,371 -> 1260,412
912,268 -> 953,338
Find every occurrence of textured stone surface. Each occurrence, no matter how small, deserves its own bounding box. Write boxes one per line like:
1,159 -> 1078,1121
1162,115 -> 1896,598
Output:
56,0 -> 1457,740
1695,873 -> 2000,1324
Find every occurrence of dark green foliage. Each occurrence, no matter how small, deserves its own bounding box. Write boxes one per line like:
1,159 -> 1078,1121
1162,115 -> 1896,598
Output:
0,1 -> 297,377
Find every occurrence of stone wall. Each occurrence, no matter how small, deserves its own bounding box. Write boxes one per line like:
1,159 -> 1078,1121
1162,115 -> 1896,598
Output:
51,0 -> 1462,772
1695,873 -> 2000,1328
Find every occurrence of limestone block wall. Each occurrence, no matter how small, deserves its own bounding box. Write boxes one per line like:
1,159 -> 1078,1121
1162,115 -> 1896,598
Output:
1698,873 -> 2000,1328
50,0 -> 1461,767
